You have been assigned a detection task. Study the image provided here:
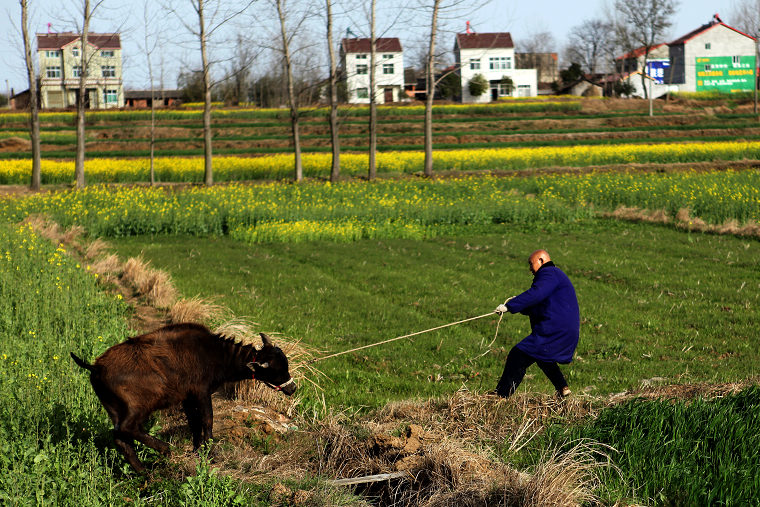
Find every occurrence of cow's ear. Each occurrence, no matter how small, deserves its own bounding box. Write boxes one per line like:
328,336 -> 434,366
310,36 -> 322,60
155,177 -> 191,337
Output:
260,333 -> 272,347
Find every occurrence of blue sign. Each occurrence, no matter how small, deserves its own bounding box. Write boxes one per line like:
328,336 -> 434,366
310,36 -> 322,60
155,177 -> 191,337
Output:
646,60 -> 670,84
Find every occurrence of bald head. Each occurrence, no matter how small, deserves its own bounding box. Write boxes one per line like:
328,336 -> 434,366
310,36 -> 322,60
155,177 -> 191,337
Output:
528,249 -> 551,274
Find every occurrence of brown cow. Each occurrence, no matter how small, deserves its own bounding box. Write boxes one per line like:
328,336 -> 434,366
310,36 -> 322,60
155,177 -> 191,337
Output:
70,323 -> 296,472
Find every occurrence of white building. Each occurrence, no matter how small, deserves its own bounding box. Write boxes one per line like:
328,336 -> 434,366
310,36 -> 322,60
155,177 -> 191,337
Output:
340,38 -> 404,104
37,32 -> 123,109
454,32 -> 537,102
668,15 -> 757,94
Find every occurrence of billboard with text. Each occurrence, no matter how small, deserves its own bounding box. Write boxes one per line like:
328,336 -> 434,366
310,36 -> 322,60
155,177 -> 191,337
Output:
696,56 -> 756,92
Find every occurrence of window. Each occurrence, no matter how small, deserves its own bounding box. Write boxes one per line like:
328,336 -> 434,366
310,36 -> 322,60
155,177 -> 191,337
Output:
101,50 -> 115,58
102,65 -> 116,77
383,63 -> 394,74
517,84 -> 531,97
72,65 -> 83,77
46,66 -> 61,78
356,64 -> 368,75
498,83 -> 512,96
704,64 -> 712,71
45,50 -> 60,58
104,89 -> 118,104
382,54 -> 393,59
356,87 -> 369,99
72,47 -> 80,57
489,56 -> 512,70
355,53 -> 367,59
732,56 -> 741,65
705,43 -> 711,50
469,58 -> 480,70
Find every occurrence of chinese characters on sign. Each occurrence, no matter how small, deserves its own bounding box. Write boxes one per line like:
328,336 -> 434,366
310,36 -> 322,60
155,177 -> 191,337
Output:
696,56 -> 756,92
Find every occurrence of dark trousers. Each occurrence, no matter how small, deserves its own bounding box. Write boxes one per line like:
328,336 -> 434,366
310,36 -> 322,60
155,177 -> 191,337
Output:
495,345 -> 568,398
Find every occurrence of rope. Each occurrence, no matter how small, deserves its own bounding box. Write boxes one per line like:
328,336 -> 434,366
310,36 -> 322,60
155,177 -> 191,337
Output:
308,311 -> 501,364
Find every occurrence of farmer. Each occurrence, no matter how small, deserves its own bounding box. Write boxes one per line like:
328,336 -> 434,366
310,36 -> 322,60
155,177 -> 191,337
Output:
492,249 -> 579,399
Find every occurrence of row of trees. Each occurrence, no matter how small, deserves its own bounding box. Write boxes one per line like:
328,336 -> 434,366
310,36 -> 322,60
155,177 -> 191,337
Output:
15,0 -> 486,189
14,0 -> 760,190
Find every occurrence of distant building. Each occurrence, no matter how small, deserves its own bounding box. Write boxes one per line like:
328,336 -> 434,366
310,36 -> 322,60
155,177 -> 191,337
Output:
340,38 -> 404,104
668,15 -> 756,93
37,32 -> 123,109
124,90 -> 183,108
516,52 -> 558,92
454,32 -> 537,102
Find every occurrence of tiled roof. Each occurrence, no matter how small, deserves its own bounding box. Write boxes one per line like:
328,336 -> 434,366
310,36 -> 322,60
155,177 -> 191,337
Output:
37,32 -> 121,50
669,21 -> 755,45
455,32 -> 513,50
615,43 -> 665,60
341,38 -> 402,53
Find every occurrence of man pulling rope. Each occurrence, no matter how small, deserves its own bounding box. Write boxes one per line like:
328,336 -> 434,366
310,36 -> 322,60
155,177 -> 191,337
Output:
492,249 -> 580,399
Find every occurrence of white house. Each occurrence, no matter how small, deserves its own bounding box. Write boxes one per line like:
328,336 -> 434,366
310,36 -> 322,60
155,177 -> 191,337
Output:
454,32 -> 537,102
37,32 -> 123,109
667,15 -> 757,94
340,37 -> 404,104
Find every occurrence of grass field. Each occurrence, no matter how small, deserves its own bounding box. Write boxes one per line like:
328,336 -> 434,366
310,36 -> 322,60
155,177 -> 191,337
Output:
104,222 -> 759,410
1,97 -> 759,504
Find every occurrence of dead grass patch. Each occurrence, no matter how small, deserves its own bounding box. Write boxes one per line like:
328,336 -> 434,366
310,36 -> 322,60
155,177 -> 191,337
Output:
169,296 -> 230,324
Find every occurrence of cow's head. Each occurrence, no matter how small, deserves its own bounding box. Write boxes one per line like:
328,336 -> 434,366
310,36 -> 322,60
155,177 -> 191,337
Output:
247,333 -> 297,396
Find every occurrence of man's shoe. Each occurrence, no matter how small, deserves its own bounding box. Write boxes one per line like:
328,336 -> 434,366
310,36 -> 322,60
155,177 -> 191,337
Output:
557,386 -> 571,399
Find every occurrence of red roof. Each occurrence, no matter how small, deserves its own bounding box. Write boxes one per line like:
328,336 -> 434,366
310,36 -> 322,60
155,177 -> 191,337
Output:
341,38 -> 402,53
669,21 -> 755,45
455,32 -> 513,50
616,43 -> 666,60
36,32 -> 121,50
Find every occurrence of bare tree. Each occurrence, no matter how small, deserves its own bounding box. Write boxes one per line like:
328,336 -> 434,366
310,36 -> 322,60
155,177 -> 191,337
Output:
422,0 -> 441,177
730,0 -> 760,114
566,19 -> 612,75
614,0 -> 678,100
220,33 -> 258,105
168,0 -> 256,186
325,0 -> 340,181
73,0 -> 104,188
368,0 -> 377,180
138,0 -> 161,185
273,0 -> 312,182
19,0 -> 41,190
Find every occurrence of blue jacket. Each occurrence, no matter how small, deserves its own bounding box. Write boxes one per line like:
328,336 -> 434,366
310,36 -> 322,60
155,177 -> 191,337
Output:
506,262 -> 579,363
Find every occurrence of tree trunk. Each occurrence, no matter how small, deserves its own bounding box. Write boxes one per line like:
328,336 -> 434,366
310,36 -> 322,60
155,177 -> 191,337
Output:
326,0 -> 340,182
423,0 -> 440,177
198,0 -> 213,186
277,0 -> 302,181
368,0 -> 377,180
75,0 -> 90,189
20,0 -> 41,191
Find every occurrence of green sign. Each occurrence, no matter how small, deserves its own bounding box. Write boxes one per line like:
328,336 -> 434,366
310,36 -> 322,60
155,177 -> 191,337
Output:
696,56 -> 756,92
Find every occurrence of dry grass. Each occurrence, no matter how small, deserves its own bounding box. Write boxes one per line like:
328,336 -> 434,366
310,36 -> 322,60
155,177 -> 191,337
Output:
169,296 -> 230,324
22,214 -> 64,243
84,238 -> 111,260
608,206 -> 760,238
120,255 -> 178,308
89,253 -> 122,277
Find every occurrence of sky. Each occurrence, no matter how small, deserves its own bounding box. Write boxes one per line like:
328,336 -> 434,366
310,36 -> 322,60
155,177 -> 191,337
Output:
0,0 -> 748,95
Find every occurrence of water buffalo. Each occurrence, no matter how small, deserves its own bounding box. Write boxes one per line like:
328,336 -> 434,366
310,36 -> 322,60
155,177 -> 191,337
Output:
70,323 -> 296,472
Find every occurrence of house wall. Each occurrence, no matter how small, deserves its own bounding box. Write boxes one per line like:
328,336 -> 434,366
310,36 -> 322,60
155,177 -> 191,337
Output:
342,51 -> 404,104
39,40 -> 123,109
676,24 -> 756,92
457,46 -> 537,102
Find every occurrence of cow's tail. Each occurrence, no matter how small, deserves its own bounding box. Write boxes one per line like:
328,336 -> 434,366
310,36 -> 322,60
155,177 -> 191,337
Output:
70,352 -> 96,372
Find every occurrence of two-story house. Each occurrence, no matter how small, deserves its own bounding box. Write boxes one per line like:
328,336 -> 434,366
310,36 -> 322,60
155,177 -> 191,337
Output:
340,38 -> 404,104
454,32 -> 537,102
667,15 -> 756,93
37,32 -> 123,109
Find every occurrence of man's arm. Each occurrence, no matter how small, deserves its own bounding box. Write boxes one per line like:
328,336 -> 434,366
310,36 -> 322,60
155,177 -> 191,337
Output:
506,270 -> 559,314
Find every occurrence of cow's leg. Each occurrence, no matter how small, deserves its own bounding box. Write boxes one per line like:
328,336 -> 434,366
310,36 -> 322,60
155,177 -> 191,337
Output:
197,393 -> 214,444
120,408 -> 171,457
113,430 -> 145,473
183,398 -> 203,450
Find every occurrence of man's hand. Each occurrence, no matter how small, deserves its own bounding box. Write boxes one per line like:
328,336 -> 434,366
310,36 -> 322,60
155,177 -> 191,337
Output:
495,304 -> 508,315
